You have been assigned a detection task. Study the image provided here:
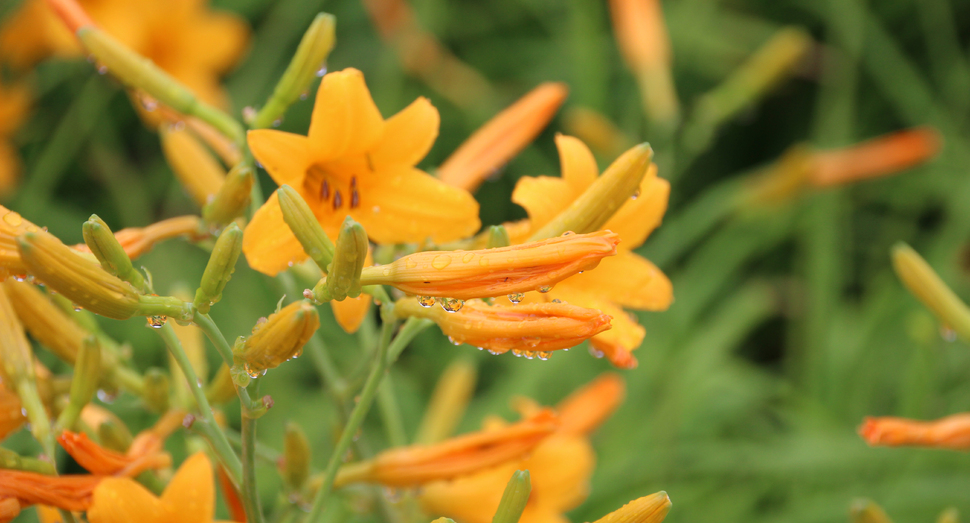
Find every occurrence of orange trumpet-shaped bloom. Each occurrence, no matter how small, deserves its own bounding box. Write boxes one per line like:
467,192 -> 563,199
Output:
395,297 -> 612,355
335,410 -> 559,488
810,126 -> 941,188
73,215 -> 205,261
86,452 -> 234,523
243,67 -> 481,276
438,83 -> 569,193
511,136 -> 671,368
0,470 -> 100,512
420,374 -> 626,523
362,231 -> 619,300
859,413 -> 970,450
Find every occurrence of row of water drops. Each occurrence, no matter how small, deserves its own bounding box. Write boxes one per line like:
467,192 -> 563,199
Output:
416,285 -> 554,313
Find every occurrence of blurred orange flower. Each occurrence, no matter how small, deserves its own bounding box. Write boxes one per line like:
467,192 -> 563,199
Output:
0,81 -> 30,197
244,68 -> 481,276
859,413 -> 970,450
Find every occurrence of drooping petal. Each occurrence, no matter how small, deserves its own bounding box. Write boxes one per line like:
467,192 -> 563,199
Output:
87,477 -> 168,523
603,170 -> 668,250
247,130 -> 311,187
511,176 -> 576,232
160,453 -> 215,523
308,68 -> 385,163
370,97 -> 439,168
242,190 -> 312,276
355,166 -> 480,244
556,134 -> 598,192
563,251 -> 672,311
543,287 -> 644,369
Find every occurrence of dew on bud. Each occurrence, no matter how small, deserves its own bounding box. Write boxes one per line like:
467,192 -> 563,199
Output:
147,315 -> 167,328
507,292 -> 524,304
536,351 -> 552,360
417,295 -> 436,308
440,297 -> 464,312
537,285 -> 553,293
588,346 -> 604,359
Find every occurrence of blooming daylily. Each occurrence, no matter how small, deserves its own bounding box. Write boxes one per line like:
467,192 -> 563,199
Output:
419,373 -> 626,523
509,135 -> 672,368
86,452 -> 233,523
0,80 -> 30,197
859,413 -> 970,450
243,67 -> 481,276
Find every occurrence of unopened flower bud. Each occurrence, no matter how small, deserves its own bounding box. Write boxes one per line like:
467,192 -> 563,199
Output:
55,336 -> 101,432
97,418 -> 133,453
253,13 -> 336,129
850,500 -> 892,523
528,144 -> 653,240
194,223 -> 243,314
83,214 -> 146,291
232,300 -> 320,385
0,207 -> 42,280
415,358 -> 477,444
892,242 -> 970,341
205,364 -> 236,406
202,164 -> 255,227
159,124 -> 226,208
324,217 -> 367,301
3,280 -> 87,365
491,471 -> 531,523
144,368 -> 171,413
277,185 -> 335,272
593,492 -> 671,523
486,225 -> 510,249
0,285 -> 50,449
282,421 -> 311,490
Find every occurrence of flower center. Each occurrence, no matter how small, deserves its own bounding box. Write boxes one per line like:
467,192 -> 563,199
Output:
304,164 -> 361,210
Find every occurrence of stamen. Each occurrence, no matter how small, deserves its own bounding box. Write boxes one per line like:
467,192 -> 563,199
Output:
333,190 -> 343,209
351,189 -> 360,209
321,179 -> 330,200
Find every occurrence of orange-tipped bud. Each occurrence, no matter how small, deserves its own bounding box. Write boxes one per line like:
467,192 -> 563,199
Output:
232,300 -> 320,385
557,373 -> 625,436
0,469 -> 100,512
361,231 -> 619,301
593,492 -> 671,523
0,207 -> 43,280
335,410 -> 559,488
859,413 -> 970,450
44,0 -> 94,33
811,127 -> 942,188
3,279 -> 88,366
395,297 -> 612,356
438,83 -> 568,192
74,215 -> 206,261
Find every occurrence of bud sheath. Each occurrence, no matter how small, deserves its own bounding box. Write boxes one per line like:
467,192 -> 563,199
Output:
83,215 -> 146,291
194,223 -> 243,314
278,185 -> 335,271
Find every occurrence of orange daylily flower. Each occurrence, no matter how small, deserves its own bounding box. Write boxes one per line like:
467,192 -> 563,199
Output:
0,206 -> 43,280
58,409 -> 183,476
437,83 -> 569,193
86,452 -> 234,523
592,492 -> 671,523
243,67 -> 481,276
810,126 -> 941,187
859,413 -> 970,450
0,80 -> 31,197
335,409 -> 558,488
361,231 -> 619,300
511,135 -> 672,368
0,381 -> 25,441
73,215 -> 205,260
395,297 -> 612,356
0,470 -> 100,512
420,374 -> 626,523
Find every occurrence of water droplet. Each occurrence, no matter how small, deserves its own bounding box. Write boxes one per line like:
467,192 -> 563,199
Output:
299,90 -> 309,100
431,255 -> 452,270
372,205 -> 381,213
561,231 -> 574,236
447,336 -> 461,346
440,297 -> 464,312
588,346 -> 604,359
3,211 -> 22,227
147,316 -> 167,328
417,295 -> 436,308
243,363 -> 264,379
97,64 -> 108,74
382,267 -> 391,276
552,299 -> 564,304
523,351 -> 536,359
97,389 -> 117,403
73,306 -> 83,312
479,257 -> 489,267
461,252 -> 475,263
272,118 -> 283,127
631,188 -> 640,200
488,349 -> 502,355
507,292 -> 524,304
316,64 -> 328,77
139,94 -> 158,111
512,349 -> 526,357
536,351 -> 552,360
406,258 -> 418,269
941,326 -> 958,342
537,285 -> 552,293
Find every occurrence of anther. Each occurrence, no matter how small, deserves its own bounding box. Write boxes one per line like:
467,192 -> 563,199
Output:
351,189 -> 360,209
333,190 -> 343,209
321,179 -> 330,200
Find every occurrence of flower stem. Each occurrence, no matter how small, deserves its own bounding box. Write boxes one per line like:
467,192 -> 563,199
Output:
242,379 -> 266,523
193,310 -> 260,410
156,322 -> 242,486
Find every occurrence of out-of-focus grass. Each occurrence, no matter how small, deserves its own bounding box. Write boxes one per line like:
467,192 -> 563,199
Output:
5,0 -> 970,521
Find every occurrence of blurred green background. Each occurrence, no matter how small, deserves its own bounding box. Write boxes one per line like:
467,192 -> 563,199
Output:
6,0 -> 970,522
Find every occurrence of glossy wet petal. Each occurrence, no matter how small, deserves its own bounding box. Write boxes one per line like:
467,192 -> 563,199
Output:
556,134 -> 598,192
370,97 -> 439,168
566,251 -> 672,310
308,68 -> 385,162
242,190 -> 312,275
87,477 -> 169,523
248,129 -> 311,187
511,176 -> 577,233
160,453 -> 215,523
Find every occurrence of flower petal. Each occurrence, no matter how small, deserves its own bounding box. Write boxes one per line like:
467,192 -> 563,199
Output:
87,477 -> 168,523
523,434 -> 594,512
308,68 -> 385,162
603,169 -> 668,250
370,97 -> 439,169
541,286 -> 644,369
556,134 -> 598,192
186,12 -> 250,73
248,130 -> 310,187
511,176 -> 577,232
332,249 -> 373,333
355,167 -> 480,244
160,453 -> 214,523
565,251 -> 672,310
242,190 -> 311,276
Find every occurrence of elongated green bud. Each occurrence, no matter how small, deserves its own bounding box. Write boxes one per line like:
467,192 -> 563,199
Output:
83,215 -> 146,291
55,336 -> 101,432
253,13 -> 336,129
203,164 -> 255,227
278,185 -> 335,272
892,242 -> 970,341
194,223 -> 243,314
491,471 -> 531,523
231,300 -> 320,387
0,447 -> 56,475
282,421 -> 311,490
97,419 -> 133,453
0,285 -> 51,451
528,144 -> 653,241
325,217 -> 367,301
144,368 -> 170,413
486,225 -> 510,249
851,500 -> 892,523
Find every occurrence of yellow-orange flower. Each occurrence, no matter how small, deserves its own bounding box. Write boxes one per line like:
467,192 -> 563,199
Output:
86,452 -> 233,523
335,409 -> 558,488
510,135 -> 672,368
363,231 -> 619,300
0,470 -> 100,512
0,207 -> 43,280
74,215 -> 205,261
859,413 -> 970,450
420,374 -> 626,523
0,81 -> 30,197
244,68 -> 481,276
810,126 -> 941,187
592,492 -> 671,523
395,297 -> 612,356
57,410 -> 182,478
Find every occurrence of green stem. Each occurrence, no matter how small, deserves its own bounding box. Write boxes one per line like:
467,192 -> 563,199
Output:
377,374 -> 408,448
15,380 -> 54,457
303,311 -> 398,523
242,379 -> 266,523
226,427 -> 281,465
156,323 -> 243,486
193,310 -> 261,411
